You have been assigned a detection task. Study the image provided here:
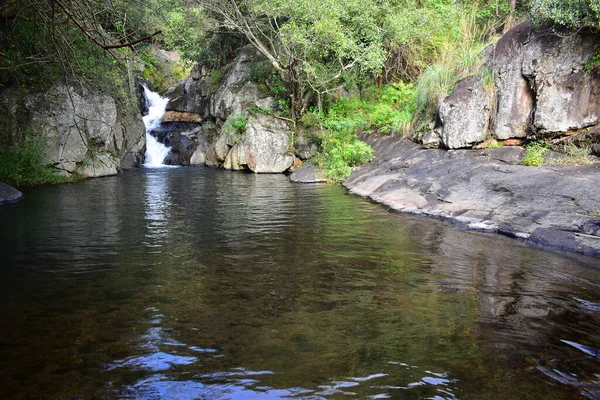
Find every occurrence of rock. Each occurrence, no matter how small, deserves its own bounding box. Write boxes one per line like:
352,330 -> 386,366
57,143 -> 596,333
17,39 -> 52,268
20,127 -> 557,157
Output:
75,153 -> 119,178
422,129 -> 442,148
488,22 -> 600,138
210,46 -> 274,119
162,111 -> 202,123
439,77 -> 492,149
522,28 -> 600,134
223,141 -> 246,171
236,114 -> 295,173
344,133 -> 600,257
501,139 -> 525,146
0,182 -> 23,205
487,22 -> 536,139
151,124 -> 201,166
2,84 -> 145,178
190,133 -> 209,166
164,73 -> 211,115
294,134 -> 319,160
290,162 -> 327,183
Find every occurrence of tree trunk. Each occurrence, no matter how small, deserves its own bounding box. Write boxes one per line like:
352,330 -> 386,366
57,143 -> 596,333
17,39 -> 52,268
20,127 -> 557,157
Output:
504,0 -> 517,33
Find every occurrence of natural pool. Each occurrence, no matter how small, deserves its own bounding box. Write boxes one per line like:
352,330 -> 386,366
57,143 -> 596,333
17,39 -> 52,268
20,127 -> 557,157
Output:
1,167 -> 599,399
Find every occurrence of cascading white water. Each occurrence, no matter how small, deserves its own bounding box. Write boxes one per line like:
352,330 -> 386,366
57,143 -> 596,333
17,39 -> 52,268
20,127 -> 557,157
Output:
142,86 -> 171,167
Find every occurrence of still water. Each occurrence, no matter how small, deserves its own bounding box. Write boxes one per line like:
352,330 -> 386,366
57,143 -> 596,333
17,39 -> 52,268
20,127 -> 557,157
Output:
1,167 -> 599,399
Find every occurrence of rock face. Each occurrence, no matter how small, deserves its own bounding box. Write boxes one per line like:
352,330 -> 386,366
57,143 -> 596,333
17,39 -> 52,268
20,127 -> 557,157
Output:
439,77 -> 492,148
157,46 -> 295,174
0,182 -> 23,205
345,134 -> 600,257
435,22 -> 600,148
1,85 -> 145,178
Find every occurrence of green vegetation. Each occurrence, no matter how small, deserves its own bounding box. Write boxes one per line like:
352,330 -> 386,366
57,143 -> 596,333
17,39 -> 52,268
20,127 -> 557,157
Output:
1,0 -> 596,184
523,141 -> 549,166
529,0 -> 600,29
553,144 -> 596,165
0,139 -> 65,187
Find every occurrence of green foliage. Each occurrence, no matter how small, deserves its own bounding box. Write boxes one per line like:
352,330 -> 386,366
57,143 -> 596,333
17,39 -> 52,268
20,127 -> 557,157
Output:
523,141 -> 549,166
0,139 -> 64,188
299,83 -> 414,180
222,113 -> 248,135
529,0 -> 600,29
313,129 -> 374,181
585,48 -> 600,73
206,71 -> 223,93
411,6 -> 495,134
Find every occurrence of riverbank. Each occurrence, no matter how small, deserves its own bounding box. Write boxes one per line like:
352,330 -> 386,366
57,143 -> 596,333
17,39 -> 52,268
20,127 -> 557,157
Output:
344,134 -> 600,257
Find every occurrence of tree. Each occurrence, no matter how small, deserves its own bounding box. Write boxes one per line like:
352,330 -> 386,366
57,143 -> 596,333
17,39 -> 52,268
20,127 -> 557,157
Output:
529,0 -> 600,29
193,0 -> 388,117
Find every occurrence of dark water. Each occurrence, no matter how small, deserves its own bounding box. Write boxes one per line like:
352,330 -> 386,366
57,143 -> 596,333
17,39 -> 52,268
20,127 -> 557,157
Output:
1,168 -> 600,400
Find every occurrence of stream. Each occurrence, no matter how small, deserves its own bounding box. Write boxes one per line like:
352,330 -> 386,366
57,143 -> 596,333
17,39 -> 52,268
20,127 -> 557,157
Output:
1,167 -> 600,399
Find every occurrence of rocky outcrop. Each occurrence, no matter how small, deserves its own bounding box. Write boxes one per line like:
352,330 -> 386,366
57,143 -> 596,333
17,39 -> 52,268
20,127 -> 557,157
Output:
157,46 -> 296,174
345,134 -> 600,257
0,182 -> 23,205
1,85 -> 145,178
433,22 -> 600,149
164,46 -> 276,123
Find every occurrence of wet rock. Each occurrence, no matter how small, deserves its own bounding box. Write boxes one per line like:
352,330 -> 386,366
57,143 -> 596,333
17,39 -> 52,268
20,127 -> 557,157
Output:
290,162 -> 327,183
344,134 -> 600,257
0,182 -> 23,205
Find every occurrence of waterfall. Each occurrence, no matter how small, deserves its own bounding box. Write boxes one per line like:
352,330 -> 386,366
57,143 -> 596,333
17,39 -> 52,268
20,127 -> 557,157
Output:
142,86 -> 171,167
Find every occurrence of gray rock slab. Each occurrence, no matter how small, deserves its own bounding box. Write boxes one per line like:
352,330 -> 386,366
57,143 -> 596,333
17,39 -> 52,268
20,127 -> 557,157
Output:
0,182 -> 23,205
290,163 -> 327,183
344,134 -> 600,257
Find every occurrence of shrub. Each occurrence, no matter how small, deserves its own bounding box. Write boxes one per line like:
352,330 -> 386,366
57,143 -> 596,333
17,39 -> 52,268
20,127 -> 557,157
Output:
523,141 -> 549,166
0,139 -> 64,187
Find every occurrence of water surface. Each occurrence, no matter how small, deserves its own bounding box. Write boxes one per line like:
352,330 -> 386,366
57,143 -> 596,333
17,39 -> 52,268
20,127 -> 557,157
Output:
1,167 -> 599,399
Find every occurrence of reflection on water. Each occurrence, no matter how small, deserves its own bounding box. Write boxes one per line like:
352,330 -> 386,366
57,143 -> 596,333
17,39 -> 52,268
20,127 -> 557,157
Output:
0,167 -> 599,399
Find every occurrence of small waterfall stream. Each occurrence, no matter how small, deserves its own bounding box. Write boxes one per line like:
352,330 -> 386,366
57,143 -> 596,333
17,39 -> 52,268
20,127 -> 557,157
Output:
142,86 -> 171,167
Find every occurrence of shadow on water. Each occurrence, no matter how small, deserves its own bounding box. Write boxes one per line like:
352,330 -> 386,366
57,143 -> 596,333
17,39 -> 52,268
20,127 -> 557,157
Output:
0,167 -> 599,399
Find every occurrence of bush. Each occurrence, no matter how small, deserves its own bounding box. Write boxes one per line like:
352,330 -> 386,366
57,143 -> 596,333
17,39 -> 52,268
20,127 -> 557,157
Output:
529,0 -> 600,29
0,139 -> 64,187
522,141 -> 549,166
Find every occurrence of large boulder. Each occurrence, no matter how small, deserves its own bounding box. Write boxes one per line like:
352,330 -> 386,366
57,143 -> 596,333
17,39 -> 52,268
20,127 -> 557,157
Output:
164,64 -> 212,115
0,182 -> 23,205
522,28 -> 600,134
210,46 -> 275,120
223,114 -> 294,173
487,22 -> 536,139
487,22 -> 600,138
165,46 -> 276,122
439,77 -> 492,149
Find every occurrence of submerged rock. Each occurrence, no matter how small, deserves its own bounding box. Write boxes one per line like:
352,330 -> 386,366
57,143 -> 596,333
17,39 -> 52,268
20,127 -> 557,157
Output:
290,162 -> 327,183
345,134 -> 600,257
0,182 -> 23,205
